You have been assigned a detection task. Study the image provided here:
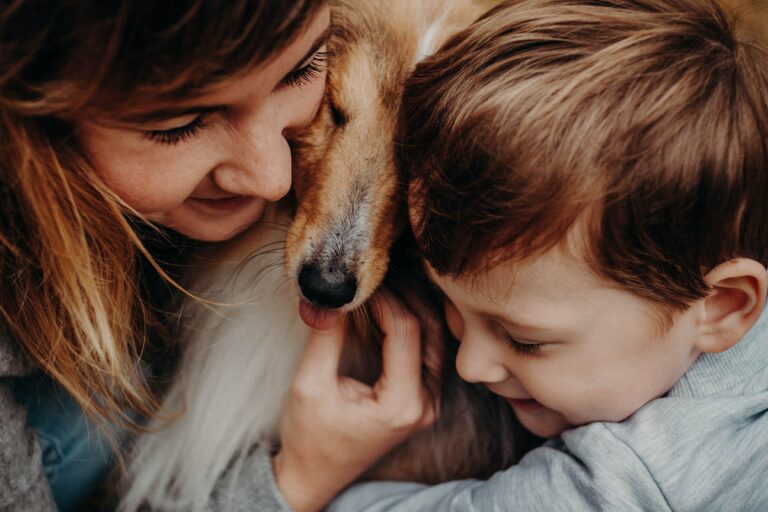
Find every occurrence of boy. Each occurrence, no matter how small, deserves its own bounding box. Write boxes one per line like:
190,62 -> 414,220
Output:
322,0 -> 768,509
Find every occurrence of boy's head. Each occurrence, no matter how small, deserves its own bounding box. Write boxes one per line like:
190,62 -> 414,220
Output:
401,0 -> 768,437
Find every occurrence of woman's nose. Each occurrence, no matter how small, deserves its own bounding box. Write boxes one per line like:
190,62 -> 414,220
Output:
455,334 -> 512,385
213,123 -> 293,202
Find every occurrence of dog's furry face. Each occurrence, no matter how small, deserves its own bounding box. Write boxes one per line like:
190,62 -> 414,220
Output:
286,0 -> 480,312
286,5 -> 409,311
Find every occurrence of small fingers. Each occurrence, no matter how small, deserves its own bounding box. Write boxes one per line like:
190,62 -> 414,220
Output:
292,316 -> 346,394
400,289 -> 446,386
369,291 -> 423,395
369,290 -> 441,434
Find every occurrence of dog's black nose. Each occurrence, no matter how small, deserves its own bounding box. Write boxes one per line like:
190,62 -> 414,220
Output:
298,264 -> 357,309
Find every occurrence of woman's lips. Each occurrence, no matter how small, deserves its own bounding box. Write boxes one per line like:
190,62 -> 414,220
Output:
506,398 -> 545,412
188,195 -> 258,212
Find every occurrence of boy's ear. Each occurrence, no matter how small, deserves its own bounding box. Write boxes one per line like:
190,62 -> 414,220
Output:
695,258 -> 767,354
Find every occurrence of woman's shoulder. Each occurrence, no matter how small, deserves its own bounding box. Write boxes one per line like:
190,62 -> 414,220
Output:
0,323 -> 35,377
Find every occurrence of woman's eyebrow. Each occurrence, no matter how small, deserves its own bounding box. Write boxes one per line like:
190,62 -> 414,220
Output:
118,106 -> 221,125
117,27 -> 332,125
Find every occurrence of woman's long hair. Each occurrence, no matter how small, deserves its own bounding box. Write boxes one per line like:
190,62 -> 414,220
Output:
0,0 -> 326,428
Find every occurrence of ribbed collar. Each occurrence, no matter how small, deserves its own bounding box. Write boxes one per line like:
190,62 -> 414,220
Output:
670,301 -> 768,397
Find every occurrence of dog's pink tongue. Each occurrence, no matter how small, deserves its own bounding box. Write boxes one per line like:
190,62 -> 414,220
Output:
299,299 -> 340,331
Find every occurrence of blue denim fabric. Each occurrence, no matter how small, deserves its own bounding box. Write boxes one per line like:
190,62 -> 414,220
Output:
13,373 -> 115,512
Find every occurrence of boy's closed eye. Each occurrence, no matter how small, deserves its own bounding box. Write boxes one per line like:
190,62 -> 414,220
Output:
443,294 -> 547,356
504,335 -> 543,356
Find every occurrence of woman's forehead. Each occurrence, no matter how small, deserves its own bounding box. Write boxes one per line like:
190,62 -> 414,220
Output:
92,6 -> 331,120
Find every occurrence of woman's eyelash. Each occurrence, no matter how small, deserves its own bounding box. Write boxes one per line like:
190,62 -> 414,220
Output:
144,116 -> 207,145
282,50 -> 329,88
143,48 -> 329,145
506,337 -> 542,356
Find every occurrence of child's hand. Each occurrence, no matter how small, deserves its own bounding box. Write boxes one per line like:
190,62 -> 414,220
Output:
273,291 -> 440,512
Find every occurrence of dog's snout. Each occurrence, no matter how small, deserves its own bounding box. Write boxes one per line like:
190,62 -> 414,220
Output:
298,264 -> 358,309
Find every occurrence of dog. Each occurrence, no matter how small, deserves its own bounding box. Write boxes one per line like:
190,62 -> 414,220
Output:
119,1 -> 522,511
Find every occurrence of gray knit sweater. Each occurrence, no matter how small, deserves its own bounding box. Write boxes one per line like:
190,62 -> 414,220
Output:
0,326 -> 57,511
0,325 -> 291,512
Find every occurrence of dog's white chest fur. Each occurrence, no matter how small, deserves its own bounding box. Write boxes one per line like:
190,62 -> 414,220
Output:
120,206 -> 309,512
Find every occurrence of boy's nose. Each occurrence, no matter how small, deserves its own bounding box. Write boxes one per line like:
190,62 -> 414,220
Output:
455,336 -> 511,385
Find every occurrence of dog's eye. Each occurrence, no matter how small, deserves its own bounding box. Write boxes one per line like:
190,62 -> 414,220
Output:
328,101 -> 347,127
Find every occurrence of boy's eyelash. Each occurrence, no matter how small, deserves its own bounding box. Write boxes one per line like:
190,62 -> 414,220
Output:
144,116 -> 207,145
506,337 -> 542,356
282,50 -> 329,88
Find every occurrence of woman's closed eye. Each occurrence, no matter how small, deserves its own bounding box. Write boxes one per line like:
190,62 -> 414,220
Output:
281,46 -> 329,88
143,115 -> 208,145
142,47 -> 329,146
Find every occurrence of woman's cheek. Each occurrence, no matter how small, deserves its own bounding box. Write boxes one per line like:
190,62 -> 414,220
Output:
103,160 -> 206,215
286,70 -> 328,130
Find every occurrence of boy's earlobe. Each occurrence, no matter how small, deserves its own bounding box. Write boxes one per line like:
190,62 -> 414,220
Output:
696,259 -> 767,353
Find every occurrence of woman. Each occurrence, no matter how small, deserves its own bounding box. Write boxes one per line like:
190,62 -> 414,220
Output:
0,1 -> 333,509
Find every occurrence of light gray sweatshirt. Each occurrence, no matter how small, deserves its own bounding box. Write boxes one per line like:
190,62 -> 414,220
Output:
328,306 -> 768,512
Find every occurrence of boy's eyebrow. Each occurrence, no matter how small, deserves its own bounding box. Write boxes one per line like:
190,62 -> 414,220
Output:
423,260 -> 556,333
477,309 -> 559,334
117,26 -> 332,125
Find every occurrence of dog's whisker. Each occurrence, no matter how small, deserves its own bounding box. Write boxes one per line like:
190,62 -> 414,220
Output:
244,259 -> 288,292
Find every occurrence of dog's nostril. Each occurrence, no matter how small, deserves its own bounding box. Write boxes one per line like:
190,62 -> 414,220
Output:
298,264 -> 358,309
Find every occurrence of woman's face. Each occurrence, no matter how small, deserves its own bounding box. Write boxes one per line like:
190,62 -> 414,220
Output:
77,7 -> 331,241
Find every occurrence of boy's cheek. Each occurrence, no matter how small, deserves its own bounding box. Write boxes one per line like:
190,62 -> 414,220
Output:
515,407 -> 571,438
443,299 -> 464,339
560,389 -> 642,426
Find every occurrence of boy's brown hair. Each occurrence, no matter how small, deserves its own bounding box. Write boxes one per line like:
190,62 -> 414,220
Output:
401,0 -> 768,309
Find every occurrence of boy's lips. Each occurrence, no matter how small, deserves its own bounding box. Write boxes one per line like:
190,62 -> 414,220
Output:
506,398 -> 545,412
486,385 -> 544,412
